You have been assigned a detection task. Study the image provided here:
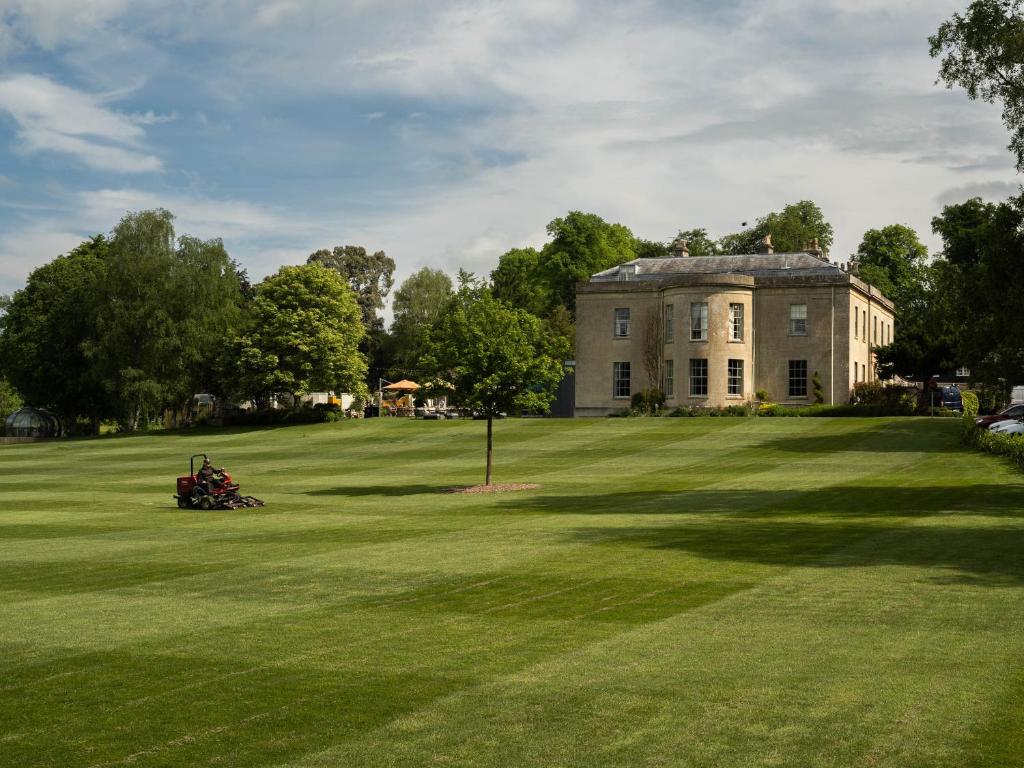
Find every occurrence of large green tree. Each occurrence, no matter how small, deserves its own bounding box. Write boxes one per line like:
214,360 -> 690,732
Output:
931,195 -> 1024,390
308,245 -> 395,333
675,228 -> 720,257
855,224 -> 929,309
422,282 -> 564,486
490,247 -> 549,317
0,377 -> 22,419
0,236 -> 111,430
540,211 -> 636,314
389,267 -> 454,375
719,201 -> 834,255
857,224 -> 950,388
88,210 -> 245,430
931,0 -> 1024,171
234,264 -> 367,405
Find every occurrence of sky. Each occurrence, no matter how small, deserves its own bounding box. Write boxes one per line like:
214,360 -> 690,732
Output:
0,0 -> 1018,318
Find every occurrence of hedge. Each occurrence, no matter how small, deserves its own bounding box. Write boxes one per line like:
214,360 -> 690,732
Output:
964,425 -> 1024,471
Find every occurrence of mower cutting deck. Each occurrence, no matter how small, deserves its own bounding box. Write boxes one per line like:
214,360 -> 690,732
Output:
175,453 -> 265,510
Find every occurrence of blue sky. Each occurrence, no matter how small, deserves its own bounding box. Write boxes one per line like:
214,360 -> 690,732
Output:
0,0 -> 1017,315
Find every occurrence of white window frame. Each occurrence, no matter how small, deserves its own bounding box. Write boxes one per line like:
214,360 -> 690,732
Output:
614,308 -> 630,338
613,362 -> 631,398
664,359 -> 674,397
690,302 -> 708,341
728,303 -> 744,342
854,306 -> 859,339
789,304 -> 807,336
956,366 -> 971,378
727,359 -> 744,396
665,304 -> 674,343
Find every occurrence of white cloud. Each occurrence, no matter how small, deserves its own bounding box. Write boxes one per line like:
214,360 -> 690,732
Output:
0,73 -> 162,172
0,224 -> 84,285
0,0 -> 1019,305
73,188 -> 303,240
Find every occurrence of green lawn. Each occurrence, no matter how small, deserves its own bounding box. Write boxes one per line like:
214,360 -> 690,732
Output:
2,417 -> 1024,767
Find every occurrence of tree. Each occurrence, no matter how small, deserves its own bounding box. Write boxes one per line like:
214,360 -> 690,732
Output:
929,195 -> 1024,390
719,201 -> 834,254
389,267 -> 453,374
633,238 -> 670,259
675,228 -> 719,256
490,247 -> 549,316
234,264 -> 367,405
855,224 -> 929,310
422,285 -> 564,486
640,307 -> 663,395
308,246 -> 395,333
0,377 -> 22,418
0,236 -> 111,431
540,211 -> 636,314
931,0 -> 1024,171
89,210 -> 245,430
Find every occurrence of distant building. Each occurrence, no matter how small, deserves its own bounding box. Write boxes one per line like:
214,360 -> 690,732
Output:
574,237 -> 895,415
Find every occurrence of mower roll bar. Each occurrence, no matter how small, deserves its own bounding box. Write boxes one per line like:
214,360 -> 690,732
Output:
190,454 -> 209,476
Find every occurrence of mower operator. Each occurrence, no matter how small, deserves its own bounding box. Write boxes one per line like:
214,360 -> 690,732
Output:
198,458 -> 226,492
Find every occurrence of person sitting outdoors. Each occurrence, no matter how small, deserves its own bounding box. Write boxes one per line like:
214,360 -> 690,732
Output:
197,458 -> 226,493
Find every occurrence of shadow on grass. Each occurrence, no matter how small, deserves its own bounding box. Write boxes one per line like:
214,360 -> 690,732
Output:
566,519 -> 1024,585
755,419 -> 962,454
305,484 -> 450,497
499,485 -> 1024,517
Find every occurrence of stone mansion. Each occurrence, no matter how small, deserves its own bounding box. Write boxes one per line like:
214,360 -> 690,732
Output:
574,237 -> 894,415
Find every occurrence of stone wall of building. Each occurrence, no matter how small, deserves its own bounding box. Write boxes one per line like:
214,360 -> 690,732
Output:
574,268 -> 895,415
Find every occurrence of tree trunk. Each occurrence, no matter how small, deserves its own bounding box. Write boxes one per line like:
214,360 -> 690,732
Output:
485,414 -> 493,486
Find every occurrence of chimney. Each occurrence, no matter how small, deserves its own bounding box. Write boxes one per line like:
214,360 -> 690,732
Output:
669,236 -> 690,258
805,237 -> 824,260
760,234 -> 774,254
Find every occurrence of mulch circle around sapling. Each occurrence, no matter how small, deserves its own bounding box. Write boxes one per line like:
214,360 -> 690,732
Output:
442,483 -> 541,494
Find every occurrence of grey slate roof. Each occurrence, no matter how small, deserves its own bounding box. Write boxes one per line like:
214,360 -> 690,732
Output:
590,252 -> 845,281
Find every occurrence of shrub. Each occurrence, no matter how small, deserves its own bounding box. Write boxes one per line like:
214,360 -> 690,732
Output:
631,389 -> 666,416
851,381 -> 917,414
224,406 -> 345,427
758,402 -> 914,417
666,404 -> 751,417
961,390 -> 979,420
755,389 -> 770,403
812,371 -> 824,404
965,424 -> 1024,471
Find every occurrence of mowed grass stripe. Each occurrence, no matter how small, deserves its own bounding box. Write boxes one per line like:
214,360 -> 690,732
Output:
1,417 -> 1023,767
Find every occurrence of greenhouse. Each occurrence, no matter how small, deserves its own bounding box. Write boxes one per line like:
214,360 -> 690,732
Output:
4,407 -> 64,439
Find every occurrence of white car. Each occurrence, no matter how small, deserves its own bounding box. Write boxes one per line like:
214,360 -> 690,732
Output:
990,418 -> 1024,435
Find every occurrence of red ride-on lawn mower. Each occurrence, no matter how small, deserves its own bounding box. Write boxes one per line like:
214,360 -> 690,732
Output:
175,454 -> 265,510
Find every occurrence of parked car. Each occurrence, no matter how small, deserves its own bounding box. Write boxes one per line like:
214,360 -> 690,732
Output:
991,418 -> 1024,436
927,384 -> 963,412
977,402 -> 1024,429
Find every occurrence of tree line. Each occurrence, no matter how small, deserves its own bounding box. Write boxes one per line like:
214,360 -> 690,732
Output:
3,0 -> 1023,428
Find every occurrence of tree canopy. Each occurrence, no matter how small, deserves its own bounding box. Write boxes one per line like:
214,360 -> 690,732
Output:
422,282 -> 564,485
0,235 -> 110,428
234,264 -> 367,405
675,228 -> 719,256
308,245 -> 395,333
719,201 -> 834,255
89,210 -> 245,430
389,267 -> 454,375
931,0 -> 1024,171
855,224 -> 929,309
541,211 -> 636,314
